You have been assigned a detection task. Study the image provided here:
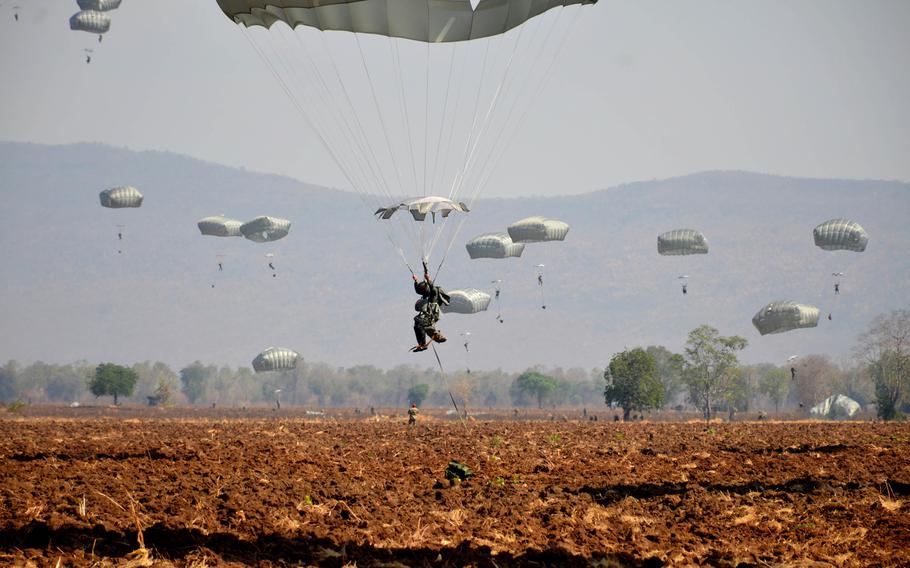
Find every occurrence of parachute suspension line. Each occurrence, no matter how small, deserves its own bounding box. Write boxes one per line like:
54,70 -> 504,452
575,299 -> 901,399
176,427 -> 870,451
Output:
465,9 -> 578,208
271,29 -> 381,205
353,33 -> 409,202
434,41 -> 469,204
431,343 -> 469,432
240,28 -> 365,202
423,38 -> 431,197
428,42 -> 458,201
390,38 -> 421,199
447,36 -> 495,201
309,30 -> 400,205
449,24 -> 527,204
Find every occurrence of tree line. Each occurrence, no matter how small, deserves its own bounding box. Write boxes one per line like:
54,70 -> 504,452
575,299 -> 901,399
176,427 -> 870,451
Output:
1,309 -> 907,420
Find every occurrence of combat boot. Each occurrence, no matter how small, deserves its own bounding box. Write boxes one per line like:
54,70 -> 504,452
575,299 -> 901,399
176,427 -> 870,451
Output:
431,332 -> 447,343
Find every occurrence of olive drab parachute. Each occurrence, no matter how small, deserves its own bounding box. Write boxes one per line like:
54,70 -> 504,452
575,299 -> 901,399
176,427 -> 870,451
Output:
752,301 -> 820,336
77,0 -> 121,10
507,216 -> 570,244
69,10 -> 110,34
198,215 -> 244,237
466,232 -> 524,259
215,0 -> 596,42
813,218 -> 868,252
99,186 -> 143,208
240,216 -> 291,243
217,0 -> 597,276
441,288 -> 492,314
252,347 -> 299,372
657,229 -> 709,256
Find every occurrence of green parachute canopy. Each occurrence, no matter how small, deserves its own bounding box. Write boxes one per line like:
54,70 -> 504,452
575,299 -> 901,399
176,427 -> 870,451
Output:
99,186 -> 142,208
252,347 -> 299,373
657,229 -> 708,256
752,301 -> 819,335
813,218 -> 868,252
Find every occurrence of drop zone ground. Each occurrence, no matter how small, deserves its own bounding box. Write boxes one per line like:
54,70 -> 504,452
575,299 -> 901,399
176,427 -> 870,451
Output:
1,409 -> 908,567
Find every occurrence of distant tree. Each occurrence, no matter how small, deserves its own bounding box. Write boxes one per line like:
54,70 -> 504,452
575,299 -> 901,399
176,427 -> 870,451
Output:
682,325 -> 747,420
153,378 -> 174,406
179,362 -> 211,404
407,383 -> 430,407
88,363 -> 138,405
789,355 -> 842,409
646,346 -> 685,407
757,366 -> 790,413
856,309 -> 910,420
513,371 -> 558,408
603,348 -> 664,421
0,360 -> 20,402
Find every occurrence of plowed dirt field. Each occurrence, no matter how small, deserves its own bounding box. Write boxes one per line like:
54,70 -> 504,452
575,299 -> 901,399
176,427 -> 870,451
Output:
1,412 -> 908,567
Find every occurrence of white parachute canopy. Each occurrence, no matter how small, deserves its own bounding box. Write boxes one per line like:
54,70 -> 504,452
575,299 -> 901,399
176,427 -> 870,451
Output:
813,218 -> 868,252
216,0 -> 597,273
198,215 -> 243,237
809,394 -> 860,419
99,186 -> 143,208
465,232 -> 525,259
658,229 -> 709,256
77,0 -> 121,11
240,216 -> 291,243
252,347 -> 299,373
507,216 -> 570,244
69,10 -> 110,34
441,288 -> 492,314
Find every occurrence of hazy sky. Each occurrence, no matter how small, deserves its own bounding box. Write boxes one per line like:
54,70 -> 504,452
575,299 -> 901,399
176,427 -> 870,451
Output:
1,0 -> 908,197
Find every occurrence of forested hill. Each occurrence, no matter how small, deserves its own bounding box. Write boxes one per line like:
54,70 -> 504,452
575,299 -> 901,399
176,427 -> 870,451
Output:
1,141 -> 907,371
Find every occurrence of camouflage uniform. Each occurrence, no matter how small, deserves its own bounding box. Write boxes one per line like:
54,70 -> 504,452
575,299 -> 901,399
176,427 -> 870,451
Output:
408,404 -> 419,425
414,277 -> 450,346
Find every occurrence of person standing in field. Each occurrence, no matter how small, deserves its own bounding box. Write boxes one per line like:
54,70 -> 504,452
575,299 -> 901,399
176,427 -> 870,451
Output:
408,402 -> 419,425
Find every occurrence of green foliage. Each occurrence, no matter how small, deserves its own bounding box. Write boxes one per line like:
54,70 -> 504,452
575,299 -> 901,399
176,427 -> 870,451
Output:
179,362 -> 212,404
604,348 -> 664,420
548,433 -> 561,444
857,309 -> 910,421
491,476 -> 506,488
490,435 -> 504,447
88,363 -> 138,405
407,383 -> 430,407
6,399 -> 26,413
646,346 -> 685,407
682,325 -> 747,420
756,365 -> 790,413
512,371 -> 558,408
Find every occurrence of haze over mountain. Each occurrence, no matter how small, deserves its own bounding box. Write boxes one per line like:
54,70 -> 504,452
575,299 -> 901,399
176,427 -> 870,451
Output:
1,142 -> 907,372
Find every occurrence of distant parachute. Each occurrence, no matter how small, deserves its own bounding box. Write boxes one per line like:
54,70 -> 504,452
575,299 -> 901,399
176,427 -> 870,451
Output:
809,394 -> 860,419
252,347 -> 299,373
442,289 -> 492,314
77,0 -> 121,10
507,216 -> 570,243
752,301 -> 820,335
240,216 -> 291,243
198,215 -> 243,237
813,218 -> 868,252
99,186 -> 142,208
69,10 -> 110,35
466,232 -> 525,259
375,197 -> 469,222
657,229 -> 708,256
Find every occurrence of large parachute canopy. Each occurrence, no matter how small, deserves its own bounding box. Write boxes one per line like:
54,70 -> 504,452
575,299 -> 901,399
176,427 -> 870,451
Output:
813,218 -> 868,252
252,346 -> 299,372
466,232 -> 524,259
215,0 -> 596,41
507,216 -> 570,243
752,301 -> 820,335
216,0 -> 596,274
99,186 -> 143,208
69,10 -> 110,34
77,0 -> 121,11
198,215 -> 243,237
240,216 -> 291,242
658,229 -> 708,256
441,288 -> 492,314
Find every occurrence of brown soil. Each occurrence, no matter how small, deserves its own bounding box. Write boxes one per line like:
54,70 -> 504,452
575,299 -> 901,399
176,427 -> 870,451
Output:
1,412 -> 908,567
